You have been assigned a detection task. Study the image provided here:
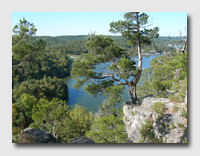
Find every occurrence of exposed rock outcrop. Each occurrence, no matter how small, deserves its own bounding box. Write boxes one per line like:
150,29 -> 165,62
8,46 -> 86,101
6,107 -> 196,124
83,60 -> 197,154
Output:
16,128 -> 95,143
18,128 -> 62,143
123,97 -> 187,143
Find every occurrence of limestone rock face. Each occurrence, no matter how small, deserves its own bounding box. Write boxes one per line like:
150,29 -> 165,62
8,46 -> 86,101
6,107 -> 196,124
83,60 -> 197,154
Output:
123,97 -> 187,143
70,137 -> 95,143
18,128 -> 61,143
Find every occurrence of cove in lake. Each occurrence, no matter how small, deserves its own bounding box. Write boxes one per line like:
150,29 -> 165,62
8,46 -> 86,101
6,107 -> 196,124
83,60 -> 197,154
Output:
63,55 -> 161,113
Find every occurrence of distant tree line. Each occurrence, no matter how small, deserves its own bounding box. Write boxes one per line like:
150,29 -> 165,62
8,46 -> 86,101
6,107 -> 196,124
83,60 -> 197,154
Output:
31,35 -> 181,56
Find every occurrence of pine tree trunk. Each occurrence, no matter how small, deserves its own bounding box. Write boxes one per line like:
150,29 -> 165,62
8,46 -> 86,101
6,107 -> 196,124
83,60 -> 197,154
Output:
128,12 -> 142,104
129,83 -> 137,104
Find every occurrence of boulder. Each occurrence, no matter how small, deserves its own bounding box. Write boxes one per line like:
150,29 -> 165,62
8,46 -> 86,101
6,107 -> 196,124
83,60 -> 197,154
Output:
18,128 -> 61,143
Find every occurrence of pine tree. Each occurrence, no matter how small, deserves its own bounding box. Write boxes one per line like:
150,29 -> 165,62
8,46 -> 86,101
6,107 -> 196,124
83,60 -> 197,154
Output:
12,18 -> 45,68
71,12 -> 159,104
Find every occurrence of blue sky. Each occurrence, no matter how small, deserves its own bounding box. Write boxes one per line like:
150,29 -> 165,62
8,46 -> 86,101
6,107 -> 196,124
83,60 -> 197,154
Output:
12,12 -> 187,37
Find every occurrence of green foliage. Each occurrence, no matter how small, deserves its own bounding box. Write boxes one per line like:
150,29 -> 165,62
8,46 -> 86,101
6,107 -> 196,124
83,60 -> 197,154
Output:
138,120 -> 162,143
71,34 -> 127,95
71,12 -> 160,104
12,20 -> 72,87
31,98 -> 70,137
12,18 -> 45,67
33,35 -> 180,56
177,122 -> 184,128
152,102 -> 166,118
12,76 -> 68,102
57,105 -> 93,142
181,136 -> 187,143
100,85 -> 124,115
170,123 -> 176,130
137,52 -> 187,98
12,15 -> 187,143
169,79 -> 187,103
181,108 -> 187,119
108,12 -> 158,103
109,12 -> 159,47
12,49 -> 72,87
86,110 -> 128,143
137,68 -> 153,98
180,127 -> 187,143
12,93 -> 37,135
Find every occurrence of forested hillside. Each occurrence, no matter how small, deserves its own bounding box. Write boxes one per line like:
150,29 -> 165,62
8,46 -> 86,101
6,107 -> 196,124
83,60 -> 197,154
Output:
32,35 -> 182,55
12,13 -> 187,143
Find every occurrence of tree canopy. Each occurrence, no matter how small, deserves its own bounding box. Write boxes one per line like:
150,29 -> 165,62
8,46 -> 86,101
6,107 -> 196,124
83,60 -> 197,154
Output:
31,98 -> 70,138
71,12 -> 159,104
12,76 -> 69,102
12,18 -> 45,68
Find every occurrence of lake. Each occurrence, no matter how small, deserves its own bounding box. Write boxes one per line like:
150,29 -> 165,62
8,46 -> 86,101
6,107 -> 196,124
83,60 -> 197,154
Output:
63,55 -> 161,113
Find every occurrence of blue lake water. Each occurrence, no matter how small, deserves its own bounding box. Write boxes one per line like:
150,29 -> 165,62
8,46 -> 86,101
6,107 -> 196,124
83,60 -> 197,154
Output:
63,54 -> 161,113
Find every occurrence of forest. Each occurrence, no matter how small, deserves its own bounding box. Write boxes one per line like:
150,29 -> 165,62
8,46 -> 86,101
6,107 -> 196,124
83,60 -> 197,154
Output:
32,35 -> 181,56
12,12 -> 187,143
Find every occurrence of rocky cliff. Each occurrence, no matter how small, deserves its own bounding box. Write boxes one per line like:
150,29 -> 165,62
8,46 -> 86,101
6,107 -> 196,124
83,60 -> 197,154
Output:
123,97 -> 187,143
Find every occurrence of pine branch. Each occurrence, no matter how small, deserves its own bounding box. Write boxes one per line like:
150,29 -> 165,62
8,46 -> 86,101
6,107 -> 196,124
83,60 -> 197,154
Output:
110,59 -> 135,77
168,30 -> 187,54
156,58 -> 166,66
12,54 -> 30,68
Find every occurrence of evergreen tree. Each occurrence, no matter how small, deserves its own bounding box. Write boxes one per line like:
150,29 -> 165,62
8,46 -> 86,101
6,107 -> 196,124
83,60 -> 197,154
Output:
109,12 -> 159,103
137,52 -> 187,98
98,85 -> 124,116
12,18 -> 45,68
86,109 -> 128,143
57,105 -> 93,142
86,85 -> 127,143
31,98 -> 70,138
71,12 -> 159,104
12,76 -> 69,102
12,93 -> 37,134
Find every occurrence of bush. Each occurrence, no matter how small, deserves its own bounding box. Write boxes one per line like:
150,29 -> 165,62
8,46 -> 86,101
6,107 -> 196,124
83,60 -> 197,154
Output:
177,122 -> 184,128
152,102 -> 166,118
170,123 -> 176,130
138,120 -> 162,143
86,112 -> 128,143
57,105 -> 93,143
181,108 -> 187,119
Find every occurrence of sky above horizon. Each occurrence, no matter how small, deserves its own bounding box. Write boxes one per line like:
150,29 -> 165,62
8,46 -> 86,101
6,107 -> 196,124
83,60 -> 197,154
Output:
12,12 -> 187,37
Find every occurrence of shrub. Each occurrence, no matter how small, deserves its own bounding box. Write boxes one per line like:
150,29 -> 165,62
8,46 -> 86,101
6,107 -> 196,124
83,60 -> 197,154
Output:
177,122 -> 184,128
152,102 -> 166,118
170,123 -> 176,130
181,108 -> 187,119
138,120 -> 162,143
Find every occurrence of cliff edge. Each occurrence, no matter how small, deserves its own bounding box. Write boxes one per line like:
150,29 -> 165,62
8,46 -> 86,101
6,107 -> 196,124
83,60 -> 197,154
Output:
123,97 -> 187,143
